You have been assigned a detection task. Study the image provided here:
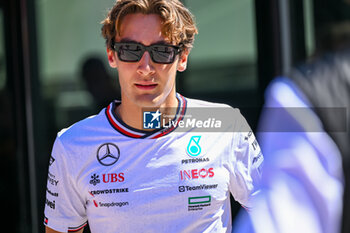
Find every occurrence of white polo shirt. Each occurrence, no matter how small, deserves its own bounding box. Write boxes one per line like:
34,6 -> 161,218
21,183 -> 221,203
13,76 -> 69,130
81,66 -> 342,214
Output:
44,94 -> 263,233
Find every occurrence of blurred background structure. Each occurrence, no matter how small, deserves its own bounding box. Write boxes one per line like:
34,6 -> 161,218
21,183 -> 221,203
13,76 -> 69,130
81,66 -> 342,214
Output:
0,0 -> 349,232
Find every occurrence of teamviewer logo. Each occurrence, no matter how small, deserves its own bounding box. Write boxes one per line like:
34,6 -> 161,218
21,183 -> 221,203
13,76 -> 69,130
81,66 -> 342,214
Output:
143,110 -> 161,129
179,186 -> 185,192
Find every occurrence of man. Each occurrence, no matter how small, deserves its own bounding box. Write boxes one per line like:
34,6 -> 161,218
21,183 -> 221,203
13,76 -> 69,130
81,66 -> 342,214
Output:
44,0 -> 263,232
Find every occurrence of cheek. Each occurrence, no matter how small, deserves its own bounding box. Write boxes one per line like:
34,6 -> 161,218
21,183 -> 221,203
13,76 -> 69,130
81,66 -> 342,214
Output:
157,62 -> 179,81
116,63 -> 135,84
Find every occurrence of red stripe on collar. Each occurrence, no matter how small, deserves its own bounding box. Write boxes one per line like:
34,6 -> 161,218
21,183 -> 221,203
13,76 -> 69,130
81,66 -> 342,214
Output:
105,94 -> 187,139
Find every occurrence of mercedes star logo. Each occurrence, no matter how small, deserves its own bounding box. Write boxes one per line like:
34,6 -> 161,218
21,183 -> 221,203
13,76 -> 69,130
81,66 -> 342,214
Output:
97,143 -> 120,166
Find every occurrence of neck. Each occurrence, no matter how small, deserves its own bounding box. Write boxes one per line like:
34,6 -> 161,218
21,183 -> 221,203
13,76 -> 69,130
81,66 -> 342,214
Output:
117,92 -> 179,131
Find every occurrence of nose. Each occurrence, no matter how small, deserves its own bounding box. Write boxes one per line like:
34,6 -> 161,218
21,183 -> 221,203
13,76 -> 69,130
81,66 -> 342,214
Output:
137,51 -> 155,76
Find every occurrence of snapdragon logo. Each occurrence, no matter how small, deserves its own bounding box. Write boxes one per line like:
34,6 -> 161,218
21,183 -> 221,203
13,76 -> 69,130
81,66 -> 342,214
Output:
98,201 -> 129,208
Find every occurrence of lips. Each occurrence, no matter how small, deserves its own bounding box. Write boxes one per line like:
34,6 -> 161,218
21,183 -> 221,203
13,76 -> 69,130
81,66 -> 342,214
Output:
135,83 -> 158,90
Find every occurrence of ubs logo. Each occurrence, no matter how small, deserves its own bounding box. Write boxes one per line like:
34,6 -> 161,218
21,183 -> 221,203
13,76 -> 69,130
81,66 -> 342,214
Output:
97,143 -> 120,166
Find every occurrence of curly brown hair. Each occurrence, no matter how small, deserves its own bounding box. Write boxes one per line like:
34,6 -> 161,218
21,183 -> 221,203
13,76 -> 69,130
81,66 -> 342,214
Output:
101,0 -> 198,51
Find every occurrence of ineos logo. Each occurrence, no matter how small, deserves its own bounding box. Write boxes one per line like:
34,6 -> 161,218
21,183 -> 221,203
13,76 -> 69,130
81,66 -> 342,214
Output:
97,143 -> 120,166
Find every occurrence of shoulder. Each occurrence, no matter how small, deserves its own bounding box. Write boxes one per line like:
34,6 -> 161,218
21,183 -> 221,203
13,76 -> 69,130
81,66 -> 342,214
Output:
57,108 -> 107,142
184,96 -> 233,109
183,96 -> 250,132
263,77 -> 311,108
53,107 -> 114,163
184,96 -> 242,118
50,108 -> 113,174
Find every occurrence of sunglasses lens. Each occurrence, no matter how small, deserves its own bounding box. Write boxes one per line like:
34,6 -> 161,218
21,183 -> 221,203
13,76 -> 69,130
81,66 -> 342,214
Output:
151,45 -> 176,64
114,43 -> 180,64
118,44 -> 143,62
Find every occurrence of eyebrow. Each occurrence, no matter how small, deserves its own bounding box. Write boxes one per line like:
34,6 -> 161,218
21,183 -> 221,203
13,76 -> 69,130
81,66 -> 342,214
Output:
119,38 -> 168,45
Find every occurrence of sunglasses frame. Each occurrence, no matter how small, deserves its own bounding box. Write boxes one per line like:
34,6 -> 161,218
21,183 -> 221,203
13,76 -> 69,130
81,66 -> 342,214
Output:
112,41 -> 183,64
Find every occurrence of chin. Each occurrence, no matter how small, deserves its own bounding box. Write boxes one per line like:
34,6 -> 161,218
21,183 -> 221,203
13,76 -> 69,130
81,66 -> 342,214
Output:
134,93 -> 164,108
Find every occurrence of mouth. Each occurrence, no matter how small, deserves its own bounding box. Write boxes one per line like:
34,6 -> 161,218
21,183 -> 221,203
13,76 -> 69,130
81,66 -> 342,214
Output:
134,83 -> 158,90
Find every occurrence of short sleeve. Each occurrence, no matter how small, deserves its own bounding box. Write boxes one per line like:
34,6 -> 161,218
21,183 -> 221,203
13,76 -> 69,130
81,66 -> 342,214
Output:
229,113 -> 263,208
44,136 -> 87,232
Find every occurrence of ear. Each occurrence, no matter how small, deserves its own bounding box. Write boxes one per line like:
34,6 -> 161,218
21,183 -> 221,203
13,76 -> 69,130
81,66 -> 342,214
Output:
177,49 -> 189,72
107,48 -> 118,68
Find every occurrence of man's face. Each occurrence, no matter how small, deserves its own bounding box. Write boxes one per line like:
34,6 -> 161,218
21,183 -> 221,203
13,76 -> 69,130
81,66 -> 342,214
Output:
107,13 -> 189,108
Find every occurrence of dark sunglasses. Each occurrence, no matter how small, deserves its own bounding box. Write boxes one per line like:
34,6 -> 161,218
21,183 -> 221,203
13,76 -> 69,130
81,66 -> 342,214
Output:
112,41 -> 183,64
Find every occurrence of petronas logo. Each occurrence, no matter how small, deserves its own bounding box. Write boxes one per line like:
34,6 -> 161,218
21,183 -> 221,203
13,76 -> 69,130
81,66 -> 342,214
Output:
186,136 -> 201,157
